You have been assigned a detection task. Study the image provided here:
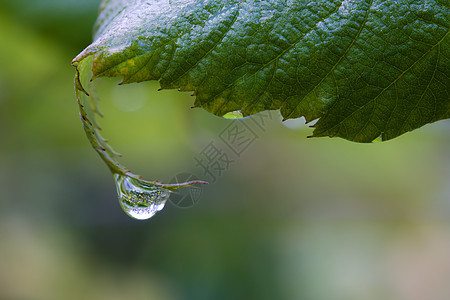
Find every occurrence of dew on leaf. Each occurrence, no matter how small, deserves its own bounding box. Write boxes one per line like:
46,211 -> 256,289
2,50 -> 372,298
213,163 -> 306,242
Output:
222,110 -> 244,119
114,174 -> 170,220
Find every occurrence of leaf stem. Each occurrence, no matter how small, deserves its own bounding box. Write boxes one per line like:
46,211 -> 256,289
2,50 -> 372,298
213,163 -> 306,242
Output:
73,54 -> 208,191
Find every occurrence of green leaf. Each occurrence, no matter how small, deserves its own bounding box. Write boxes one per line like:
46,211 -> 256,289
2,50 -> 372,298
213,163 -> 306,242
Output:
73,0 -> 449,142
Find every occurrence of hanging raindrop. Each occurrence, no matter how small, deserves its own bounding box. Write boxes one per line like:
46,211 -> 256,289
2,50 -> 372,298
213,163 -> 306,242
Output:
114,174 -> 170,220
73,55 -> 207,220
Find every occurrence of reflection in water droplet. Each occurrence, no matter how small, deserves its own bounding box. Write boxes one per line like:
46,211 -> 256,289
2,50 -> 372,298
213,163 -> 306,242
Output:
74,56 -> 208,220
222,110 -> 244,119
114,174 -> 170,220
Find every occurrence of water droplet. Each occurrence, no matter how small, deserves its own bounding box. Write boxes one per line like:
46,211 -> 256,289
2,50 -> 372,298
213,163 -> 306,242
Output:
114,174 -> 170,220
222,110 -> 244,119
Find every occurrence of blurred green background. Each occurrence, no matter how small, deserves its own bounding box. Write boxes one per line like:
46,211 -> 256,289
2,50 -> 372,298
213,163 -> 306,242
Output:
0,1 -> 449,299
